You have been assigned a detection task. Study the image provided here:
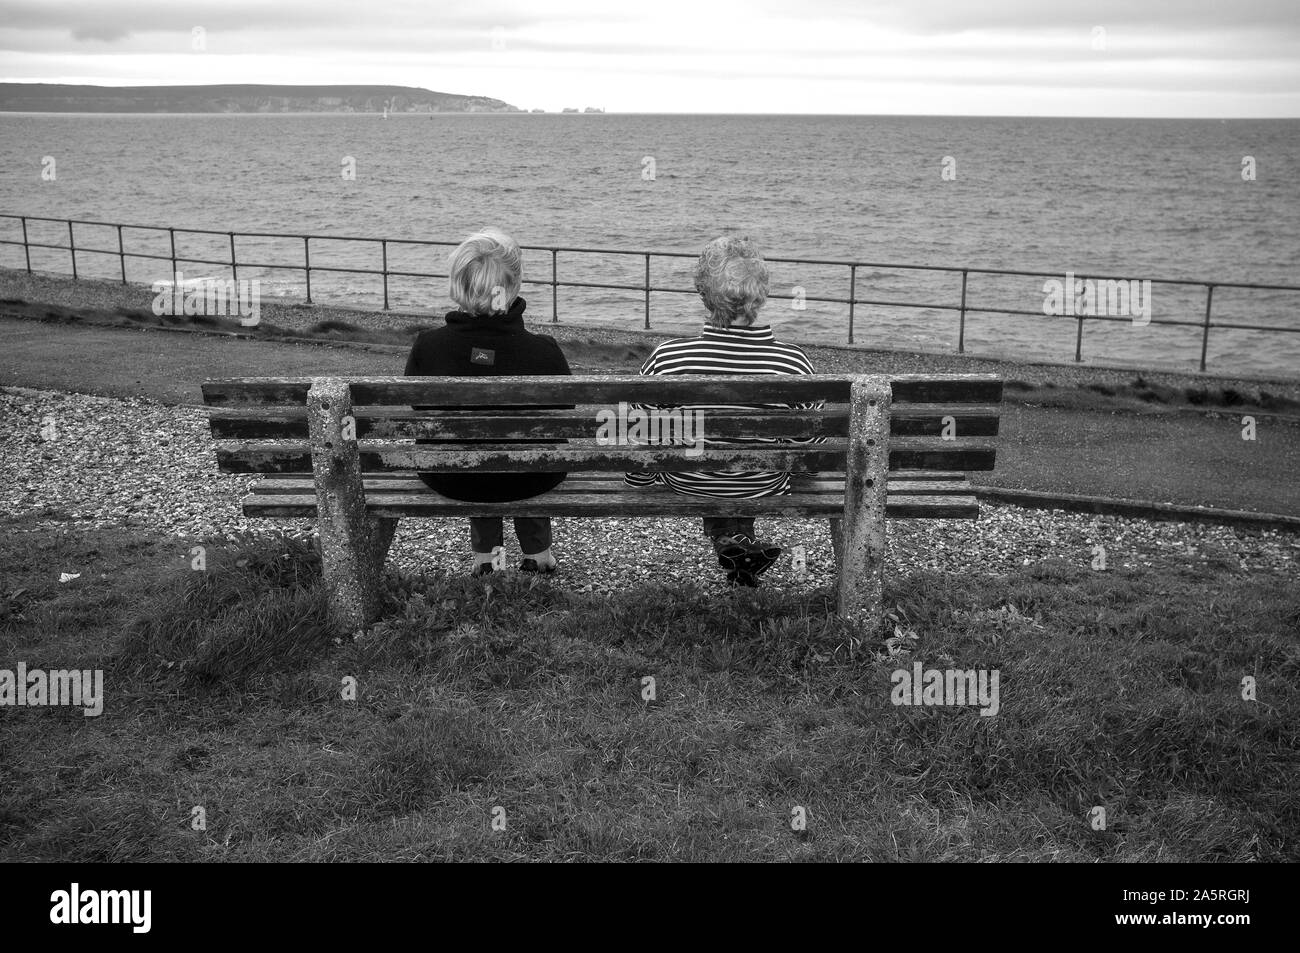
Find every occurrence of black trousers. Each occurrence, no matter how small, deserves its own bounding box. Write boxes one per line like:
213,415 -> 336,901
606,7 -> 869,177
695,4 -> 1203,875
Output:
469,517 -> 552,555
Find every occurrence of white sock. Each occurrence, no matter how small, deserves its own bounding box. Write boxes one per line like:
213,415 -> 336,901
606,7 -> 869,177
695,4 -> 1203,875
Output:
524,547 -> 557,568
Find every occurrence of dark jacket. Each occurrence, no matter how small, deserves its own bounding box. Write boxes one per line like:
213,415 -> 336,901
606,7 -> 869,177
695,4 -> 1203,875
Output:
403,296 -> 571,503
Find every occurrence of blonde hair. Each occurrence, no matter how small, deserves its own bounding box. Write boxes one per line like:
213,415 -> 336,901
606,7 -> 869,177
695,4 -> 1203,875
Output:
448,228 -> 522,315
694,236 -> 770,328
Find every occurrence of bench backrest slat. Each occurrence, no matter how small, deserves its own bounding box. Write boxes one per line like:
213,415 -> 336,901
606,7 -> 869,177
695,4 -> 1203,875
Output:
201,373 -> 1003,407
203,374 -> 1001,478
219,445 -> 849,474
208,405 -> 1001,440
215,440 -> 997,474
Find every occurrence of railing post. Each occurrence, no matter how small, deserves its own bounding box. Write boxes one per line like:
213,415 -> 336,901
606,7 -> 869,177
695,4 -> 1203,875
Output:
1073,276 -> 1085,363
18,225 -> 1277,377
847,264 -> 857,345
957,269 -> 968,353
1199,284 -> 1215,373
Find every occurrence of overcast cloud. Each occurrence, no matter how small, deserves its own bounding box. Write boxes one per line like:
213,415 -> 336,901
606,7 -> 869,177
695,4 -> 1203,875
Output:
1,0 -> 1297,115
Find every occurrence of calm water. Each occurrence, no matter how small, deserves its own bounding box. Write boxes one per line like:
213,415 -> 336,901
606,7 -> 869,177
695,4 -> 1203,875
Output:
1,113 -> 1298,377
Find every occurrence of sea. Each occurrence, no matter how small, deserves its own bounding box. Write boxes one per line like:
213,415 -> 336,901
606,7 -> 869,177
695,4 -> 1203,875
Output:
1,113 -> 1297,378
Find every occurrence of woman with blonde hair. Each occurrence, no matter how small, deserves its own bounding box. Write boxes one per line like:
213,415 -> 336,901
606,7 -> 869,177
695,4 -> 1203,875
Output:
405,228 -> 571,575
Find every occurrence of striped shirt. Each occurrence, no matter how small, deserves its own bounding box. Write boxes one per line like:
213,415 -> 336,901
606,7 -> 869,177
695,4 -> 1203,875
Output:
624,324 -> 820,498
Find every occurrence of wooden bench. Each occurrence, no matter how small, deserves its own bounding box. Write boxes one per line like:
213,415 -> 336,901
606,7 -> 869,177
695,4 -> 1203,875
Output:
202,373 -> 1002,631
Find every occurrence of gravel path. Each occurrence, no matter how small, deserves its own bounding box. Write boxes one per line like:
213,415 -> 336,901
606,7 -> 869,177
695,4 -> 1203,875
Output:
5,386 -> 1296,593
5,269 -> 1298,399
6,269 -> 1300,516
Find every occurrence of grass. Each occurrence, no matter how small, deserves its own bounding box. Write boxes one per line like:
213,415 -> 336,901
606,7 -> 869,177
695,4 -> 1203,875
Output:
0,295 -> 425,348
1004,375 -> 1300,417
0,518 -> 1296,862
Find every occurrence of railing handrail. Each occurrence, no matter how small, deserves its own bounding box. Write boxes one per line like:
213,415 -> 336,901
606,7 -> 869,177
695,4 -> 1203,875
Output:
3,211 -> 1299,376
3,212 -> 1297,292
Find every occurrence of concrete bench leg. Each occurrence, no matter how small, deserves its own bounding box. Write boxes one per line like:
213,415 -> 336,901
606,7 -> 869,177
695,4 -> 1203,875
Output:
372,517 -> 398,565
836,376 -> 890,628
308,379 -> 387,632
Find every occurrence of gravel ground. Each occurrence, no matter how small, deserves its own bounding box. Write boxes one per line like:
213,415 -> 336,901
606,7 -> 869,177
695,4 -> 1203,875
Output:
5,386 -> 1296,592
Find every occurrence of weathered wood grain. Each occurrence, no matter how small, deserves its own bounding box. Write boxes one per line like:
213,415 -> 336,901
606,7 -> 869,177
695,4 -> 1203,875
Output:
216,442 -> 996,474
250,475 -> 973,497
210,409 -> 856,440
204,374 -> 850,406
219,444 -> 850,473
203,371 -> 1000,628
888,409 -> 1000,437
210,406 -> 1000,440
243,492 -> 977,520
201,373 -> 1002,407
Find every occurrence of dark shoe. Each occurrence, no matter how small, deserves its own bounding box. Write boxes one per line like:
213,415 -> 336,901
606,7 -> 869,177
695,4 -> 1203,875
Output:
471,562 -> 495,578
519,558 -> 557,574
716,535 -> 782,578
715,534 -> 751,569
727,570 -> 759,587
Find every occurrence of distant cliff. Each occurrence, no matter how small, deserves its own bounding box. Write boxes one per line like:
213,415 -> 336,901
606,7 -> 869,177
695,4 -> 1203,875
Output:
0,83 -> 522,114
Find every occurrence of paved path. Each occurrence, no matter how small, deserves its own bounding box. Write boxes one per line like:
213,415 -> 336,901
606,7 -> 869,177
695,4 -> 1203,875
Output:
3,317 -> 1297,515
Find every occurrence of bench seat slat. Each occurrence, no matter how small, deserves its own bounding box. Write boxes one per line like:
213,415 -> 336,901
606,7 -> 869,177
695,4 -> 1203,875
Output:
242,491 -> 978,520
248,475 -> 972,496
250,470 -> 973,481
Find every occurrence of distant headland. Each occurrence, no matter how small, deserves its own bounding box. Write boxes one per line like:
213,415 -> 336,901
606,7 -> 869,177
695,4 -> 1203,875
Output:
0,83 -> 521,114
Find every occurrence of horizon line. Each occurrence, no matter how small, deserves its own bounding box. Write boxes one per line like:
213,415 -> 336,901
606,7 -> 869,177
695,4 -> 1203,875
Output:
1,110 -> 1297,120
0,82 -> 1295,120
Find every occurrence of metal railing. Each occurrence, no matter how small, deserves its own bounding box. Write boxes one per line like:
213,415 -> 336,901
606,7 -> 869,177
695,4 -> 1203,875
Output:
3,212 -> 1299,373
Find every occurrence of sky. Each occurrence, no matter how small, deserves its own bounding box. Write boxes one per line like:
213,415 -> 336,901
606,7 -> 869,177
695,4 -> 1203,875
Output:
1,0 -> 1298,116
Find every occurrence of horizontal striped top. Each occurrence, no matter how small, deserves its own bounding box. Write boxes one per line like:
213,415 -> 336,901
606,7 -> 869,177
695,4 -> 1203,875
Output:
624,324 -> 821,498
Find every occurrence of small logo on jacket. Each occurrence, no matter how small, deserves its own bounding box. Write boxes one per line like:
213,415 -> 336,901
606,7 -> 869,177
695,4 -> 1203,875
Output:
471,347 -> 496,366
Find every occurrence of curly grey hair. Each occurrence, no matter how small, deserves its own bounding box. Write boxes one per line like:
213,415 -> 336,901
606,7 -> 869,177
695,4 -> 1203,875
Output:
694,236 -> 770,328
